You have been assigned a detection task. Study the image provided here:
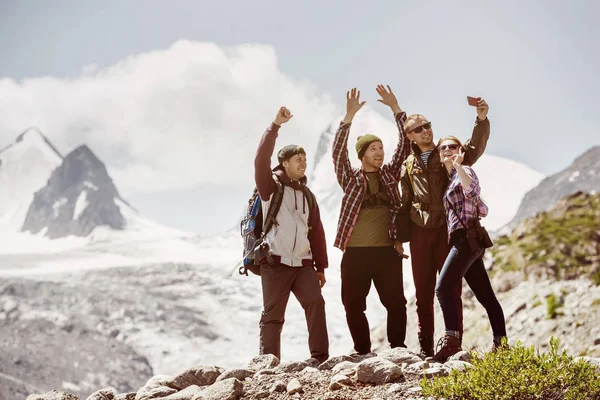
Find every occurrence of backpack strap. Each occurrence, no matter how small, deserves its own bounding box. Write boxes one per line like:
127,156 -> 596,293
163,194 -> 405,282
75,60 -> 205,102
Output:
406,154 -> 415,189
302,186 -> 317,230
262,174 -> 285,236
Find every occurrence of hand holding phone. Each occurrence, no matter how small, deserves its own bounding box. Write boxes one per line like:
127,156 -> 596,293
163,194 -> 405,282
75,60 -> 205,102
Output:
467,96 -> 480,107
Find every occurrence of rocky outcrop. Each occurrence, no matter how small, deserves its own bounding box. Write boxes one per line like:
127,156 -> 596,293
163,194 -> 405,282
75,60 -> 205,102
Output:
507,146 -> 600,227
24,350 -> 600,400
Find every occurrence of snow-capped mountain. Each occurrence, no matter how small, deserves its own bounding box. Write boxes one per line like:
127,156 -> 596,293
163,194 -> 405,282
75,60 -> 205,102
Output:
0,128 -> 63,232
507,146 -> 600,228
22,145 -> 127,238
0,128 -> 181,243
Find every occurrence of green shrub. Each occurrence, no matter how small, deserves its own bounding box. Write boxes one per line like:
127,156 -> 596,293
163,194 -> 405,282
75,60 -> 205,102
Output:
546,293 -> 563,319
592,270 -> 600,286
421,337 -> 600,400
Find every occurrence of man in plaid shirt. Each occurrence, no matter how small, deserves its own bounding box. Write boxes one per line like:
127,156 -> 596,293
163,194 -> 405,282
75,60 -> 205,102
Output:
332,86 -> 411,355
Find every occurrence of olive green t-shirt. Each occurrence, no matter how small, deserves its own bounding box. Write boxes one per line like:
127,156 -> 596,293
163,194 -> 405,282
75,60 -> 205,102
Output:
346,171 -> 393,247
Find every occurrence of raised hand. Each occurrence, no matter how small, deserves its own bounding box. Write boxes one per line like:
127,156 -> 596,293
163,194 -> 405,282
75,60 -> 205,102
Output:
274,106 -> 293,126
452,147 -> 465,167
476,98 -> 489,121
343,88 -> 366,124
376,84 -> 402,114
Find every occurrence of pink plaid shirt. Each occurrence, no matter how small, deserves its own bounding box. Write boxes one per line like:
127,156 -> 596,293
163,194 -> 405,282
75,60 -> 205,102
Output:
443,166 -> 489,239
332,112 -> 410,250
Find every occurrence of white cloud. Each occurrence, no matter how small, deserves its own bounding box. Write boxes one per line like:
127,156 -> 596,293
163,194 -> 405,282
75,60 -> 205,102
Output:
0,40 -> 339,191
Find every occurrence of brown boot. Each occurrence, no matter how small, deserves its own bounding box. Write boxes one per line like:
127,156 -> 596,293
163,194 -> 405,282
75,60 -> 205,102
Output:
431,334 -> 462,363
418,335 -> 434,359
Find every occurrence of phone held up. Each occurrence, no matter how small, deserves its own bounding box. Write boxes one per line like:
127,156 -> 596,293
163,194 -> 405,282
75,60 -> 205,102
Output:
467,96 -> 480,107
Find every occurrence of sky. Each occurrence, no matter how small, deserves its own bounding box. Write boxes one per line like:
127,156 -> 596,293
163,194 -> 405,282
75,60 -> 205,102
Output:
0,0 -> 598,233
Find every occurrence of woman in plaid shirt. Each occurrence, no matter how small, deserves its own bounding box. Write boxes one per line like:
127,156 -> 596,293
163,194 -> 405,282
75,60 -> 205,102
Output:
431,135 -> 507,362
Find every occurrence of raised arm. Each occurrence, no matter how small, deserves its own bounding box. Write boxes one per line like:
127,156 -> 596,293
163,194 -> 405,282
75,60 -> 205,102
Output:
255,106 -> 293,199
332,88 -> 365,188
376,85 -> 410,178
463,98 -> 491,166
452,150 -> 480,200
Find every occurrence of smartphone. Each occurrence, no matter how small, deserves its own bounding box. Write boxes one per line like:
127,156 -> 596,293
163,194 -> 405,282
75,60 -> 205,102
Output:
467,96 -> 480,107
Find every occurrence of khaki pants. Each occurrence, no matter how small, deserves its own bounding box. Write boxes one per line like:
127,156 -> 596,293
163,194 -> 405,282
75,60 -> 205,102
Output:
259,263 -> 329,361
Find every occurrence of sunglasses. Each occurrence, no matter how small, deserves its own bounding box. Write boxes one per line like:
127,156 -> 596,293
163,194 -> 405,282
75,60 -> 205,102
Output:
408,121 -> 432,134
439,143 -> 460,152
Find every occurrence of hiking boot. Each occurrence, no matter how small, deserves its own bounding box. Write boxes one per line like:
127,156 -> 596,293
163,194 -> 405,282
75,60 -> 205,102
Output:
418,335 -> 434,359
431,334 -> 462,363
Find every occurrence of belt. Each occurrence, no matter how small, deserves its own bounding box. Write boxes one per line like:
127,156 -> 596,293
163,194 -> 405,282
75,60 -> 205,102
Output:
412,202 -> 445,212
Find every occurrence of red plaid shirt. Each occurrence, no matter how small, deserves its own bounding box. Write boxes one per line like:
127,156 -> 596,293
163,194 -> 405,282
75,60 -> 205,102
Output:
332,112 -> 410,250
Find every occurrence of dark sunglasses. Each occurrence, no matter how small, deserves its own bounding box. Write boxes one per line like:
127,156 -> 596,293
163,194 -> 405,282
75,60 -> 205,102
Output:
408,121 -> 432,134
439,143 -> 460,152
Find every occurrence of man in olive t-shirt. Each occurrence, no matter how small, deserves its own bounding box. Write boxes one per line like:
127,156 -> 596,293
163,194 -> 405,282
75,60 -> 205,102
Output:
333,86 -> 409,355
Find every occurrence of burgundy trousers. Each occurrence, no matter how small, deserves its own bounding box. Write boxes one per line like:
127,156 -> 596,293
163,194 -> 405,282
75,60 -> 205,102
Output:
409,224 -> 463,340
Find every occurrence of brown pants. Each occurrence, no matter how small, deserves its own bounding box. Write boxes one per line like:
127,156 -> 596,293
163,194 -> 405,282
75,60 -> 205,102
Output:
341,246 -> 407,354
410,224 -> 463,341
259,263 -> 329,361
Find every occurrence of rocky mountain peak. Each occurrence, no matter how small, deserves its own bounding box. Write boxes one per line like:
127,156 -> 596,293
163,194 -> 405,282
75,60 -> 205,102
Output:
21,144 -> 126,238
507,146 -> 600,227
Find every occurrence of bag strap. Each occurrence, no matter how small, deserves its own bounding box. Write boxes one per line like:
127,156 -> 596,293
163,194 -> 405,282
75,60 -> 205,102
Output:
262,174 -> 284,235
406,154 -> 415,188
447,200 -> 470,231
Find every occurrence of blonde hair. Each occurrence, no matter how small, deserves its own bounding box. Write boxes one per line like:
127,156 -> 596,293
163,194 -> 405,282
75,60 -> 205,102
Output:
405,114 -> 426,132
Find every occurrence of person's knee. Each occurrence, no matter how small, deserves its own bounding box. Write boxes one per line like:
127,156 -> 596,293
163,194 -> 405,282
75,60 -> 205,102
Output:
435,280 -> 454,301
300,293 -> 325,310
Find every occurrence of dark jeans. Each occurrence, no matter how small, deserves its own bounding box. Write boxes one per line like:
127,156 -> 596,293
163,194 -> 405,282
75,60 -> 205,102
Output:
341,246 -> 407,354
259,264 -> 329,361
410,224 -> 463,339
436,229 -> 506,337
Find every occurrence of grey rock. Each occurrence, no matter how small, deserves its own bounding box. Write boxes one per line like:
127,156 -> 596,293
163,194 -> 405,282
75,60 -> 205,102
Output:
86,388 -> 115,400
403,361 -> 430,374
421,367 -> 448,378
215,369 -> 253,383
269,381 -> 286,393
448,350 -> 473,362
136,386 -> 177,400
114,394 -> 136,400
160,385 -> 202,400
247,354 -> 280,371
276,360 -> 309,373
356,357 -> 403,384
196,378 -> 243,400
254,391 -> 269,399
378,347 -> 423,366
317,355 -> 353,371
169,366 -> 222,390
254,369 -> 276,376
329,374 -> 352,391
444,360 -> 473,372
349,352 -> 377,363
448,351 -> 472,362
331,361 -> 358,374
286,378 -> 303,395
387,383 -> 404,394
298,367 -> 321,382
136,375 -> 177,400
27,391 -> 80,400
